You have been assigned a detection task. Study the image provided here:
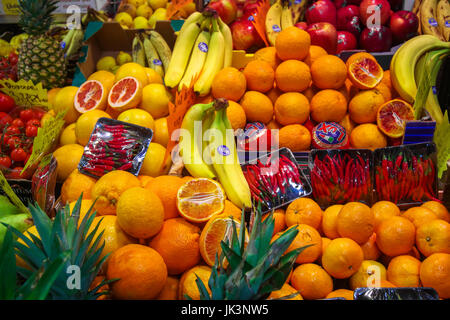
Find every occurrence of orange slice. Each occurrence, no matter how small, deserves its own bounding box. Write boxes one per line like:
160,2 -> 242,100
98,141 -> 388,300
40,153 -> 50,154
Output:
377,99 -> 414,138
177,178 -> 226,223
347,54 -> 383,90
107,76 -> 142,112
74,80 -> 108,113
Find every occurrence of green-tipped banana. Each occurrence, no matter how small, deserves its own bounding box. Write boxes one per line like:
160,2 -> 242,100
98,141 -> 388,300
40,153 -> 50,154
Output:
265,0 -> 283,46
194,19 -> 225,97
142,33 -> 165,78
132,34 -> 146,67
281,1 -> 294,30
147,30 -> 172,74
217,17 -> 233,68
65,28 -> 84,58
179,102 -> 217,179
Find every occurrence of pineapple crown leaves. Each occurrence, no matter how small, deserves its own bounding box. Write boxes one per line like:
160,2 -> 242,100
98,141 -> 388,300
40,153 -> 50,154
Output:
18,0 -> 59,35
10,195 -> 113,300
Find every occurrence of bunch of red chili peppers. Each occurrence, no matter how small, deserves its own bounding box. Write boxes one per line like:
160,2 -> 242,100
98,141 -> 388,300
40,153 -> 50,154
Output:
243,151 -> 309,211
310,151 -> 372,206
79,119 -> 152,178
374,147 -> 438,204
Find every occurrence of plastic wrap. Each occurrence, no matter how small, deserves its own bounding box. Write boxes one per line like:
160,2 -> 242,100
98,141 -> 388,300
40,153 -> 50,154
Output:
354,287 -> 439,300
32,154 -> 57,217
78,117 -> 153,179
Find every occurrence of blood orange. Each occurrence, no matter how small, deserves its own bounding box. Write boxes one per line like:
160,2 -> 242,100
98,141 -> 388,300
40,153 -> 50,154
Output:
377,99 -> 414,138
74,80 -> 108,113
347,54 -> 383,90
107,76 -> 142,112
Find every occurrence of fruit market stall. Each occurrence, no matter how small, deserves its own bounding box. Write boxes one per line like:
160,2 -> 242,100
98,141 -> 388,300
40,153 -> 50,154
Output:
0,0 -> 449,303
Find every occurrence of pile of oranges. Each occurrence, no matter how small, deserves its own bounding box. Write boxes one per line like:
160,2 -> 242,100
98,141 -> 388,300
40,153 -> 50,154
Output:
210,26 -> 402,152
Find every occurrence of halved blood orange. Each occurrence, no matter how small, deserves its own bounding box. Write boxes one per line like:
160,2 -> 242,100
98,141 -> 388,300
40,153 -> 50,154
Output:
177,178 -> 226,223
107,76 -> 142,112
347,53 -> 383,90
74,80 -> 107,113
377,99 -> 414,138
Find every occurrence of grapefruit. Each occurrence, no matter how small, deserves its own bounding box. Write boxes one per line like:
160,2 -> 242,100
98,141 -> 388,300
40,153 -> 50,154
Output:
74,80 -> 108,113
376,99 -> 414,138
107,77 -> 143,112
347,55 -> 383,90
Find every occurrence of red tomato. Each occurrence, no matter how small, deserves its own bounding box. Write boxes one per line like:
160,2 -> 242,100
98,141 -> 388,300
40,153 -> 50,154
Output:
10,147 -> 27,162
6,136 -> 21,150
0,155 -> 11,168
0,92 -> 15,113
5,125 -> 20,136
11,118 -> 24,129
7,166 -> 28,180
19,109 -> 35,122
26,119 -> 40,127
0,114 -> 13,126
25,125 -> 38,137
33,110 -> 45,120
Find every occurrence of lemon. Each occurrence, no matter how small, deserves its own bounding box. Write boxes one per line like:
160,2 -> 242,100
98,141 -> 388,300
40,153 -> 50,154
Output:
134,16 -> 149,29
60,123 -> 78,146
145,67 -> 163,85
96,56 -> 117,72
136,4 -> 153,18
148,8 -> 167,28
53,86 -> 80,124
140,142 -> 171,177
115,12 -> 134,28
153,117 -> 169,147
117,108 -> 155,131
148,0 -> 168,10
69,199 -> 95,226
116,51 -> 132,66
111,65 -> 120,75
75,110 -> 112,146
41,109 -> 56,127
53,144 -> 85,182
129,0 -> 146,7
87,70 -> 115,92
141,83 -> 170,119
114,62 -> 149,87
47,88 -> 60,108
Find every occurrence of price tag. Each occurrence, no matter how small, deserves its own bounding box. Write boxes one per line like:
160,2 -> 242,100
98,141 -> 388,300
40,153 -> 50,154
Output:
0,170 -> 29,214
0,79 -> 49,109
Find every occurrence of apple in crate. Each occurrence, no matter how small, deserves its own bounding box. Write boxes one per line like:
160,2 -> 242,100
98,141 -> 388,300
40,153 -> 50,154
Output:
306,0 -> 337,26
359,0 -> 391,26
306,22 -> 338,54
360,26 -> 392,52
231,18 -> 264,51
336,5 -> 360,30
389,10 -> 419,43
337,31 -> 358,53
208,0 -> 238,24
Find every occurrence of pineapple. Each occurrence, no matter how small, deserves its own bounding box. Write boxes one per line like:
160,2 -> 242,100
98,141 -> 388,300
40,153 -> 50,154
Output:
17,0 -> 67,89
194,206 -> 312,300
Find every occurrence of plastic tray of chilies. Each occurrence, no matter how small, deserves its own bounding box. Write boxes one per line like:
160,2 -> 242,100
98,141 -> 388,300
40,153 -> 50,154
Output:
373,142 -> 438,207
78,117 -> 153,179
308,149 -> 373,209
241,147 -> 312,215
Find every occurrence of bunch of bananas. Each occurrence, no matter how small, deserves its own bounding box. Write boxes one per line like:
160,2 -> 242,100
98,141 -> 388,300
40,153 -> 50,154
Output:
179,99 -> 252,210
132,30 -> 172,78
0,195 -> 32,247
163,11 -> 233,96
390,34 -> 450,124
265,0 -> 309,46
413,0 -> 450,41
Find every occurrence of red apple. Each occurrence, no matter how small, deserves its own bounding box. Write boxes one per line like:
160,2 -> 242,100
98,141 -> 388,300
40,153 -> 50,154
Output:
336,31 -> 358,53
341,15 -> 363,38
295,22 -> 308,30
360,26 -> 392,52
306,22 -> 338,54
359,0 -> 391,26
306,0 -> 337,26
336,5 -> 360,30
389,10 -> 419,43
334,0 -> 349,8
231,18 -> 264,51
242,1 -> 259,18
208,0 -> 238,25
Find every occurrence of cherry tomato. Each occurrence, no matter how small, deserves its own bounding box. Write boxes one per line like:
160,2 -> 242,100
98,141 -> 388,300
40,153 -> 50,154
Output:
7,166 -> 28,180
6,136 -> 21,150
11,118 -> 24,129
26,119 -> 41,128
0,92 -> 15,113
5,125 -> 21,136
0,155 -> 11,168
19,109 -> 35,122
0,114 -> 13,126
10,147 -> 27,162
25,125 -> 38,137
33,110 -> 45,120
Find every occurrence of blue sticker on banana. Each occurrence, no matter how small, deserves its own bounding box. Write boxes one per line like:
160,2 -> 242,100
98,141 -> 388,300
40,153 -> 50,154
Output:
428,18 -> 438,27
273,24 -> 281,32
198,42 -> 208,53
153,59 -> 162,66
218,145 -> 231,156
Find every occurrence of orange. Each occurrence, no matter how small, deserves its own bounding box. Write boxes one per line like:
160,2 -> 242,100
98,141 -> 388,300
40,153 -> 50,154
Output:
311,55 -> 347,89
371,200 -> 400,231
387,255 -> 421,287
278,124 -> 311,151
339,113 -> 356,136
52,144 -> 84,182
75,109 -> 112,146
416,219 -> 450,257
268,283 -> 303,300
153,117 -> 169,147
114,62 -> 148,87
322,204 -> 343,240
223,199 -> 242,220
138,175 -> 154,188
254,46 -> 282,70
337,84 -> 350,101
60,169 -> 97,204
349,89 -> 385,124
87,70 -> 115,92
156,276 -> 179,300
421,201 -> 450,223
262,208 -> 286,235
419,253 -> 450,299
176,178 -> 226,223
274,92 -> 310,125
375,82 -> 392,102
145,175 -> 185,220
349,123 -> 387,151
291,263 -> 333,300
347,53 -> 383,89
275,26 -> 310,61
275,60 -> 311,92
310,89 -> 347,123
266,117 -> 281,130
376,280 -> 397,288
285,198 -> 322,229
240,91 -> 274,124
361,233 -> 381,261
149,218 -> 201,275
375,216 -> 416,257
74,80 -> 108,113
377,99 -> 415,138
402,206 -> 438,228
226,101 -> 247,130
322,238 -> 364,279
345,52 -> 377,69
116,187 -> 165,239
349,260 -> 387,290
266,85 -> 283,104
69,199 -> 96,227
344,78 -> 360,99
325,289 -> 354,300
336,202 -> 375,245
106,244 -> 167,300
178,265 -> 212,300
304,45 -> 328,67
211,67 -> 247,101
47,87 -> 61,108
319,237 -> 332,264
243,60 -> 275,93
302,85 -> 318,101
108,77 -> 143,112
91,170 -> 141,215
381,70 -> 398,98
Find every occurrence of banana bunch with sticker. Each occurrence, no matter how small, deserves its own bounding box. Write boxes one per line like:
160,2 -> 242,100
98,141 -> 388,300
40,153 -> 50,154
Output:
413,0 -> 450,41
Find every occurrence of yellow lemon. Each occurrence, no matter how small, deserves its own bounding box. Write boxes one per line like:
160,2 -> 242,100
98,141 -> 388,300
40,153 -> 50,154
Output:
140,142 -> 171,177
145,67 -> 163,84
59,123 -> 77,146
129,0 -> 146,7
117,108 -> 155,131
87,70 -> 115,92
133,16 -> 149,29
141,83 -> 170,119
53,86 -> 80,124
149,0 -> 168,10
115,12 -> 134,28
75,110 -> 111,146
136,4 -> 153,18
41,109 -> 56,127
148,8 -> 167,28
47,88 -> 60,108
116,51 -> 133,66
61,170 -> 97,204
53,144 -> 85,182
96,56 -> 117,72
153,117 -> 169,147
114,62 -> 149,87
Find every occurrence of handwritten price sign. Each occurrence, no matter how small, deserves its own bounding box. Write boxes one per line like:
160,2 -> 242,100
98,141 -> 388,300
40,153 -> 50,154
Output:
0,79 -> 49,110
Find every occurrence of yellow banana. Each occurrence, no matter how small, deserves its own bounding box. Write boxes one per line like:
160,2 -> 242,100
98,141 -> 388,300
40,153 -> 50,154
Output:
281,1 -> 294,30
132,34 -> 146,67
217,17 -> 233,68
142,33 -> 165,78
147,30 -> 172,74
265,0 -> 283,46
420,0 -> 445,40
436,0 -> 450,41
